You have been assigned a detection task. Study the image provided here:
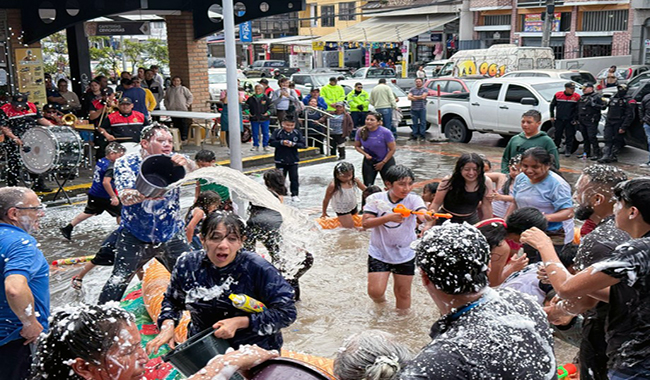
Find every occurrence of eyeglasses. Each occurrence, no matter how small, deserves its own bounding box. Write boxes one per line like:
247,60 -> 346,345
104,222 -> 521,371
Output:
15,205 -> 46,211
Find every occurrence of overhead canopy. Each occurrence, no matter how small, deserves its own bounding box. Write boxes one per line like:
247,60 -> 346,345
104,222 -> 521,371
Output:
317,14 -> 458,43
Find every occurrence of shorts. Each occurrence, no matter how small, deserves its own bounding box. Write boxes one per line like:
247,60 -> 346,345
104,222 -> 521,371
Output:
368,256 -> 415,276
84,194 -> 121,217
336,206 -> 358,216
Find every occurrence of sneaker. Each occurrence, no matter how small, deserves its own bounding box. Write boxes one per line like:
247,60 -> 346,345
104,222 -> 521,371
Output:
263,146 -> 269,152
60,224 -> 73,240
250,146 -> 259,152
577,153 -> 587,159
291,196 -> 301,203
408,136 -> 418,141
640,162 -> 650,168
419,136 -> 426,142
564,153 -> 571,158
589,156 -> 600,161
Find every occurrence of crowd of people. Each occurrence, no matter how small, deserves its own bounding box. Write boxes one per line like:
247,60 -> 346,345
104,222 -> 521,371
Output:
4,64 -> 650,380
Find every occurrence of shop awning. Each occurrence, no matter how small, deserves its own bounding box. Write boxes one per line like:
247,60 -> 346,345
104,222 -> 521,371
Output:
316,14 -> 458,43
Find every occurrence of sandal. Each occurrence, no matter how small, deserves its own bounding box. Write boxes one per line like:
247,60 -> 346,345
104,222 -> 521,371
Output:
71,276 -> 83,290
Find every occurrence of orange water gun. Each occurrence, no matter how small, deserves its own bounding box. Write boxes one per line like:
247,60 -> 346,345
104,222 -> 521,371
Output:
393,204 -> 452,219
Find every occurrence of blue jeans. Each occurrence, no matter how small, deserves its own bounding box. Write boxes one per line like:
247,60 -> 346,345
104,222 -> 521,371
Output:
251,120 -> 270,147
643,123 -> 650,162
97,229 -> 191,304
376,108 -> 396,138
411,108 -> 426,138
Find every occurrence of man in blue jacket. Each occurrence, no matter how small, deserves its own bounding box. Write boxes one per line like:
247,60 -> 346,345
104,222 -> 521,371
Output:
0,187 -> 49,380
269,114 -> 306,202
302,88 -> 327,110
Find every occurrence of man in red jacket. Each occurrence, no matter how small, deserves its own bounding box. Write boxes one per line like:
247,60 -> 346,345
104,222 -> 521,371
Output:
550,82 -> 581,157
96,97 -> 149,158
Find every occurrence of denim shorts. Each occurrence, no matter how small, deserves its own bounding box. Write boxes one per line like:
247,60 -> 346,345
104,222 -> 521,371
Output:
368,256 -> 415,275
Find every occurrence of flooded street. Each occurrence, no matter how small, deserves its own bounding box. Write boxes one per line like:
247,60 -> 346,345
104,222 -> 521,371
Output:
38,136 -> 650,366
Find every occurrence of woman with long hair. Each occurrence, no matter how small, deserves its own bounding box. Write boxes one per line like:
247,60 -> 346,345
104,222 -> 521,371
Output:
354,112 -> 396,186
429,153 -> 493,224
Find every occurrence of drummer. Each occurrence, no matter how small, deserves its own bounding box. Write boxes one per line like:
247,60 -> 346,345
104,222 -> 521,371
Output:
42,104 -> 63,125
0,93 -> 54,191
96,97 -> 148,159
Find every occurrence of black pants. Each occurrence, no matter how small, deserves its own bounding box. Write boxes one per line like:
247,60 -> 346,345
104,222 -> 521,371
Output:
362,156 -> 396,187
172,117 -> 191,141
0,338 -> 32,380
580,313 -> 609,380
554,119 -> 575,153
602,121 -> 626,158
276,163 -> 299,196
579,120 -> 600,157
329,134 -> 346,158
350,111 -> 367,130
4,140 -> 21,187
244,223 -> 281,264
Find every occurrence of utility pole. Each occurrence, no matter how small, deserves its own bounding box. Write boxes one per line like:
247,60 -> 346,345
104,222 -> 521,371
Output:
541,0 -> 555,47
223,0 -> 243,171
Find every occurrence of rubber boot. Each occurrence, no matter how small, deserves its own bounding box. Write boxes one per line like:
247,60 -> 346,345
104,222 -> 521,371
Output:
338,147 -> 346,160
598,146 -> 612,163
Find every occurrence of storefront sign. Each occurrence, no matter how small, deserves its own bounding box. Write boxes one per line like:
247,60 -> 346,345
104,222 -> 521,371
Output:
14,48 -> 46,106
239,21 -> 252,43
85,21 -> 151,36
312,41 -> 325,51
523,13 -> 561,32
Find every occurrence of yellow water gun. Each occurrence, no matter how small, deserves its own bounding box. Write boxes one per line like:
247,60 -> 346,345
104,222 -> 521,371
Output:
229,294 -> 268,313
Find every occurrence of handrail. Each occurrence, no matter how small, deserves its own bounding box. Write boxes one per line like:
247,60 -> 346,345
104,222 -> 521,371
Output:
302,105 -> 333,154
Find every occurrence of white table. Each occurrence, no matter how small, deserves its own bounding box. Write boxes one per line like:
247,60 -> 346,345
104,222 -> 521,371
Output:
151,110 -> 221,146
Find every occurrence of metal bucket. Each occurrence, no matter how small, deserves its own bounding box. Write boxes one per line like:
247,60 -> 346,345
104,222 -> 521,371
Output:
161,327 -> 232,377
135,154 -> 186,198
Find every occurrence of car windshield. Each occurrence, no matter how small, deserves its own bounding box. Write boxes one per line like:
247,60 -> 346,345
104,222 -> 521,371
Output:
532,83 -> 566,102
560,73 -> 596,85
209,73 -> 227,84
628,73 -> 650,89
362,83 -> 407,97
267,61 -> 285,67
311,75 -> 333,86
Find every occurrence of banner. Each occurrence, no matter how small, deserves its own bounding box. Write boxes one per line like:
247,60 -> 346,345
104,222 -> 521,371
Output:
523,13 -> 561,33
14,48 -> 46,106
239,21 -> 252,43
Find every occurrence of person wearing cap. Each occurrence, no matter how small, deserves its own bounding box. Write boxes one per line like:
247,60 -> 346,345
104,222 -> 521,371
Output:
320,76 -> 346,112
599,84 -> 636,164
345,83 -> 370,132
41,104 -> 63,126
259,78 -> 274,98
318,102 -> 353,160
120,77 -> 150,120
96,97 -> 148,159
400,223 -> 556,379
577,83 -> 607,161
0,93 -> 54,190
272,69 -> 285,81
550,82 -> 581,157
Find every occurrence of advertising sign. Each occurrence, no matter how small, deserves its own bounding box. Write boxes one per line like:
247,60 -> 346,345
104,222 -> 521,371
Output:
14,48 -> 46,106
523,13 -> 561,32
239,21 -> 252,43
85,22 -> 151,36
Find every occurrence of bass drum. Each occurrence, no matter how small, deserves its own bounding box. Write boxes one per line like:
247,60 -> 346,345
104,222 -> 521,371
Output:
20,126 -> 83,174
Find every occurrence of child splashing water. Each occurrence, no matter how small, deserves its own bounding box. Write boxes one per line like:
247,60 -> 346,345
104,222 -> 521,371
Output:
362,165 -> 432,312
321,162 -> 367,228
185,190 -> 221,251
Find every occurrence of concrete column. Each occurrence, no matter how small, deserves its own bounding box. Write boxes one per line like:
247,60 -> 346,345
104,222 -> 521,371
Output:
459,0 -> 480,50
166,11 -> 210,112
66,23 -> 92,96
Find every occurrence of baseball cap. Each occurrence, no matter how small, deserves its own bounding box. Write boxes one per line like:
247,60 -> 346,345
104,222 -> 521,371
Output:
42,104 -> 57,112
564,82 -> 575,89
583,83 -> 594,89
333,102 -> 345,107
119,97 -> 133,105
11,93 -> 28,107
413,222 -> 491,295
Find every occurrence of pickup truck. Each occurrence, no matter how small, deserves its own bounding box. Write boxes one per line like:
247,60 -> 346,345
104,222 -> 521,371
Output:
243,60 -> 299,78
425,77 -> 593,143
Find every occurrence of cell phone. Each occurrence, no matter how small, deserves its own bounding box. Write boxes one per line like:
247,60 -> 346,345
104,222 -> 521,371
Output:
516,247 -> 525,258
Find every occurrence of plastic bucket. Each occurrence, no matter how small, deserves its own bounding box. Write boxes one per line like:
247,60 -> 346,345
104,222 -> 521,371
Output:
161,327 -> 231,377
250,358 -> 333,380
135,154 -> 186,198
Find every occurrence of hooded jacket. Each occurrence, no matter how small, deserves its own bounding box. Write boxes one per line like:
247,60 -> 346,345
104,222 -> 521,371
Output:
159,250 -> 296,350
269,127 -> 306,165
501,131 -> 560,173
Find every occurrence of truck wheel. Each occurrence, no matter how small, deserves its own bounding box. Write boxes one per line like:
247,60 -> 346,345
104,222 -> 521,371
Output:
426,122 -> 431,131
444,118 -> 472,143
542,123 -> 555,140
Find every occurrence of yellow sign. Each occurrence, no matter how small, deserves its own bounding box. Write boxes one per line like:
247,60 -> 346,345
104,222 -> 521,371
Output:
312,41 -> 324,51
15,48 -> 46,106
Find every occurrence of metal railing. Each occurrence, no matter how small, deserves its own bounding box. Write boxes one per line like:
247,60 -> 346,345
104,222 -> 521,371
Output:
302,105 -> 334,155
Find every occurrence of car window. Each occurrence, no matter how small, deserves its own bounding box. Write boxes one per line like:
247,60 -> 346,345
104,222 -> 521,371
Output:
634,83 -> 650,102
253,62 -> 263,67
531,82 -> 565,102
292,76 -> 305,85
208,73 -> 227,84
505,84 -> 535,103
447,81 -> 464,93
629,73 -> 650,89
353,69 -> 365,78
477,83 -> 502,100
267,61 -> 285,67
427,80 -> 447,92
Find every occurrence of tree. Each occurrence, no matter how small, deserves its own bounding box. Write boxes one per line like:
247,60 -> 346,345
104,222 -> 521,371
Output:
123,39 -> 145,70
88,36 -> 119,78
42,31 -> 69,75
142,39 -> 169,67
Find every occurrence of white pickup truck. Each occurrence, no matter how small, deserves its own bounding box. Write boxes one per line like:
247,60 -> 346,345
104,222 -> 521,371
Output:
425,77 -> 586,143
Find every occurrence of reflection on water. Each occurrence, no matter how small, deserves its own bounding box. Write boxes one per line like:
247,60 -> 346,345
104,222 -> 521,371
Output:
38,147 -> 578,363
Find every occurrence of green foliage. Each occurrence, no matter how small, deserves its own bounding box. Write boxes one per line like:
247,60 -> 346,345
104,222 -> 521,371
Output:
42,31 -> 68,75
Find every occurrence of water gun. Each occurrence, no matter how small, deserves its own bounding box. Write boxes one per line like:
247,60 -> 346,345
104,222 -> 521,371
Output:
51,255 -> 95,266
229,294 -> 268,313
393,204 -> 452,219
557,363 -> 577,379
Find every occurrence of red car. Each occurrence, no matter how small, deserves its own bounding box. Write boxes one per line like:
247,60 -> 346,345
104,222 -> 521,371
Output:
423,76 -> 486,96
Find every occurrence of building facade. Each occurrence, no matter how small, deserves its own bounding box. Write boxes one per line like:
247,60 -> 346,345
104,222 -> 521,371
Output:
298,0 -> 367,36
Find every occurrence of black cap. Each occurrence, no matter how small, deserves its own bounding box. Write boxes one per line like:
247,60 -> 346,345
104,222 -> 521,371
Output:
11,93 -> 28,107
259,78 -> 269,85
42,104 -> 57,112
584,83 -> 594,89
565,82 -> 575,89
119,97 -> 133,105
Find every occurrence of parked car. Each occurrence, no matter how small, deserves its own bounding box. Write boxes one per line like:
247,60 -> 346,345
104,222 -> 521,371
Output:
351,67 -> 397,79
423,60 -> 451,78
502,69 -> 596,88
425,77 -> 598,143
290,73 -> 342,89
601,69 -> 650,98
339,79 -> 412,126
243,60 -> 300,78
596,65 -> 650,90
208,57 -> 226,68
208,68 -> 247,100
240,78 -> 311,98
424,76 -> 488,96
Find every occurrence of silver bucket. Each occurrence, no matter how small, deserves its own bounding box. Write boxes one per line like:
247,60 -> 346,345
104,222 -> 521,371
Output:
135,154 -> 186,198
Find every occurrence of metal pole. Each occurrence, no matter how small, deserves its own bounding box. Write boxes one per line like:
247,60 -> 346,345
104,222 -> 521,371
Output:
120,36 -> 128,73
223,0 -> 243,171
541,0 -> 555,48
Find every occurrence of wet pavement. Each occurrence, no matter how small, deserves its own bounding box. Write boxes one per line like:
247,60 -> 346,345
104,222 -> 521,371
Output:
35,126 -> 650,366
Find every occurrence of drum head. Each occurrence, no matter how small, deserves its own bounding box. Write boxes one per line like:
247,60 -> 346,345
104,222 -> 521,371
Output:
20,127 -> 57,174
